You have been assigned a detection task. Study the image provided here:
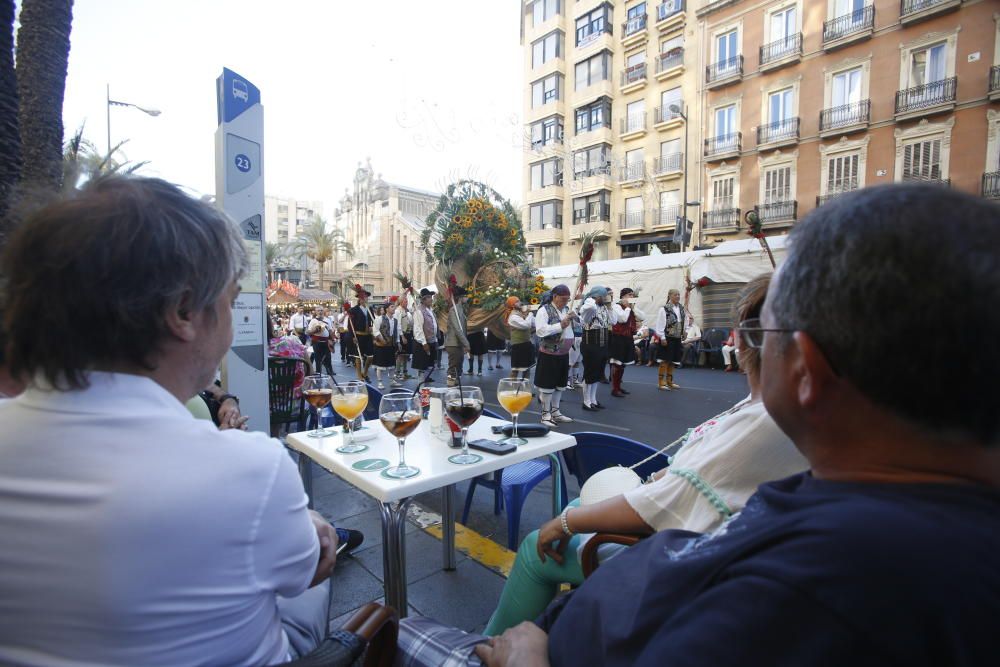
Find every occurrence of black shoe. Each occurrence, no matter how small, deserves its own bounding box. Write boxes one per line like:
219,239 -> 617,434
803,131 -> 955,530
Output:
593,402 -> 605,409
620,387 -> 630,395
581,403 -> 599,412
334,528 -> 365,554
611,390 -> 626,398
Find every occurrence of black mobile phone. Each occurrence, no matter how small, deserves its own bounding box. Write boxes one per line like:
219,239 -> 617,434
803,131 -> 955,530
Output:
468,438 -> 517,455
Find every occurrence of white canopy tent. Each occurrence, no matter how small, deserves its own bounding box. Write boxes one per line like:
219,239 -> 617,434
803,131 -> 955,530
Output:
539,237 -> 788,325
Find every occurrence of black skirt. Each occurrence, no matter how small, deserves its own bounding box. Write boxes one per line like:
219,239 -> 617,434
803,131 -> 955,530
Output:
656,336 -> 683,363
486,330 -> 507,351
534,352 -> 570,390
609,334 -> 636,365
581,341 -> 609,383
373,343 -> 396,369
412,342 -> 438,371
467,331 -> 487,356
348,333 -> 374,359
510,341 -> 536,370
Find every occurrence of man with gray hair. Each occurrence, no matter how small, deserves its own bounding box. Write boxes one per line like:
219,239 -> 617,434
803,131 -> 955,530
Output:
0,177 -> 343,665
391,183 -> 1000,666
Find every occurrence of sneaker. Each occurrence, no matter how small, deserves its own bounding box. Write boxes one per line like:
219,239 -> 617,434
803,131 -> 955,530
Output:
377,382 -> 385,389
551,410 -> 574,424
497,364 -> 504,370
334,528 -> 365,555
540,412 -> 557,428
477,371 -> 483,376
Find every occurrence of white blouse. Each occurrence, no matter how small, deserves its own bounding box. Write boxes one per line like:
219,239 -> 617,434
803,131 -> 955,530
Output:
622,397 -> 807,534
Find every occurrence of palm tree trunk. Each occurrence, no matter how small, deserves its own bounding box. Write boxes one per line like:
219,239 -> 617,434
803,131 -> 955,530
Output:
15,0 -> 74,192
0,0 -> 21,229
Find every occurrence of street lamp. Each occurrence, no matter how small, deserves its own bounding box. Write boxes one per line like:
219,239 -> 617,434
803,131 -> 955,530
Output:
106,84 -> 161,156
668,103 -> 700,252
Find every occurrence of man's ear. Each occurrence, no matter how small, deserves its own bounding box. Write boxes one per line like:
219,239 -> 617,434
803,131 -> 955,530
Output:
163,292 -> 198,343
794,331 -> 838,409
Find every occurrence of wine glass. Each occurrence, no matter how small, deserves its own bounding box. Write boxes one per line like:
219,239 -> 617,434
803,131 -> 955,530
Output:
302,374 -> 334,439
379,392 -> 422,479
330,380 -> 369,454
445,386 -> 484,465
497,378 -> 532,446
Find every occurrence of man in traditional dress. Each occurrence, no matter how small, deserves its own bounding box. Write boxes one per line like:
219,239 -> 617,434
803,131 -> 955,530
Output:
610,287 -> 644,397
337,302 -> 352,364
579,285 -> 611,411
444,286 -> 471,387
306,308 -> 334,377
654,288 -> 686,390
394,294 -> 414,382
348,285 -> 374,381
533,284 -> 576,428
290,306 -> 309,345
412,288 -> 439,374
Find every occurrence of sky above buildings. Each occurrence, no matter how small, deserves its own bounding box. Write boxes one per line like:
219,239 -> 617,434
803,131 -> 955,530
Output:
39,0 -> 524,212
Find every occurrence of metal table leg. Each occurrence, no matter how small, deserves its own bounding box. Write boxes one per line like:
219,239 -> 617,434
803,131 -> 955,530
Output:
547,453 -> 563,516
441,484 -> 457,571
297,452 -> 314,510
378,497 -> 414,617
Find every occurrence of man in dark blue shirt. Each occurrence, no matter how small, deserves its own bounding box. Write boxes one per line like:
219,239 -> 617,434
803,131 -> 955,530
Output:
397,184 -> 1000,667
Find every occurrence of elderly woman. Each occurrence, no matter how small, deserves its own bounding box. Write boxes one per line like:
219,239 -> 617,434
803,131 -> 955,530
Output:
483,273 -> 808,635
653,288 -> 686,390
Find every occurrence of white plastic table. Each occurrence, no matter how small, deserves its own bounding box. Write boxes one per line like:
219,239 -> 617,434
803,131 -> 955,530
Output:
285,416 -> 576,616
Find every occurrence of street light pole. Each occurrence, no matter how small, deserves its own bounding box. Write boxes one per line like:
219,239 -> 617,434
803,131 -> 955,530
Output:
106,83 -> 161,157
669,103 -> 691,252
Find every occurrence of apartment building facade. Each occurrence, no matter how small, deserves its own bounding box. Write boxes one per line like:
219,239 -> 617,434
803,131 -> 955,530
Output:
263,195 -> 323,244
697,0 -> 1000,246
521,0 -> 704,266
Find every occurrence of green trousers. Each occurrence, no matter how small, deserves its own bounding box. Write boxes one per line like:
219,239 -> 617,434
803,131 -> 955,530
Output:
484,502 -> 585,636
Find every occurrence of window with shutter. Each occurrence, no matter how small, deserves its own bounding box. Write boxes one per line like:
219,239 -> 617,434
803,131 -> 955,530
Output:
763,166 -> 791,203
902,138 -> 941,181
826,154 -> 859,194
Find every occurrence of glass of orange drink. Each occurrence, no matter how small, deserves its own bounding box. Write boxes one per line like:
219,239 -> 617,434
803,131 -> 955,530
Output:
497,378 -> 533,446
330,380 -> 370,453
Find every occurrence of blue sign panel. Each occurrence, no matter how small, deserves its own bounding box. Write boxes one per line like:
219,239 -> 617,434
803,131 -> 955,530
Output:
216,67 -> 261,124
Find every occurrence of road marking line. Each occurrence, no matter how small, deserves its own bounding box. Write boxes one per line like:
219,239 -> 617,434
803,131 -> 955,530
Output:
410,504 -> 517,577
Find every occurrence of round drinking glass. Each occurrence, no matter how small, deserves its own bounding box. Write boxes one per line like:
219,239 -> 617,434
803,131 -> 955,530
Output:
302,374 -> 334,438
445,386 -> 484,465
497,378 -> 532,446
330,380 -> 369,454
378,392 -> 422,479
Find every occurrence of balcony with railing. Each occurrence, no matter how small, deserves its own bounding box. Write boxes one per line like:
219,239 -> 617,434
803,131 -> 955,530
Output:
706,55 -> 743,88
900,0 -> 961,26
756,117 -> 800,148
655,48 -> 684,79
759,33 -> 802,72
757,201 -> 797,225
704,132 -> 741,160
983,171 -> 1000,199
620,63 -> 648,91
703,207 -> 741,230
654,205 -> 680,228
656,0 -> 686,31
525,214 -> 565,245
902,174 -> 950,187
576,20 -> 613,49
894,76 -> 957,119
653,153 -> 684,178
619,211 -> 646,232
823,6 -> 875,50
990,65 -> 1000,101
622,14 -> 648,45
819,100 -> 871,137
816,187 -> 858,208
619,163 -> 646,185
620,112 -> 648,138
653,104 -> 683,128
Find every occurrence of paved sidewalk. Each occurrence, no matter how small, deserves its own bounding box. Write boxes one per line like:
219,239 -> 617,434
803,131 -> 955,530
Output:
314,359 -> 749,633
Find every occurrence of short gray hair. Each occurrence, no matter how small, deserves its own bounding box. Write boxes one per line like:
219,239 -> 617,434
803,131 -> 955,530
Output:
3,176 -> 249,389
769,183 -> 1000,446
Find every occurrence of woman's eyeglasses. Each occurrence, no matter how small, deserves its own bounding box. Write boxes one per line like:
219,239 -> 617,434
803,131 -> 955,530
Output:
736,318 -> 796,349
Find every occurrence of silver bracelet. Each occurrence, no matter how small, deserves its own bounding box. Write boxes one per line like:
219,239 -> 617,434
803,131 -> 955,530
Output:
559,506 -> 574,537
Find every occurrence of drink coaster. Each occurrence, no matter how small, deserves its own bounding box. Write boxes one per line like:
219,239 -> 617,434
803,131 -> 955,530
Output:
352,458 -> 389,472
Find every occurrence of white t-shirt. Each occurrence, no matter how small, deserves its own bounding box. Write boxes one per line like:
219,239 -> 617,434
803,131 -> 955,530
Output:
623,397 -> 807,534
0,372 -> 319,666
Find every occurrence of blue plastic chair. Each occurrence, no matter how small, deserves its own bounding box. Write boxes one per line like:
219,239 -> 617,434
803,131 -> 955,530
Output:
697,328 -> 730,369
561,432 -> 671,488
461,408 -> 569,550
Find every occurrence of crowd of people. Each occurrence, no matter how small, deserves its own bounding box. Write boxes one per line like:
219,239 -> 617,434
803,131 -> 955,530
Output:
0,176 -> 997,667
